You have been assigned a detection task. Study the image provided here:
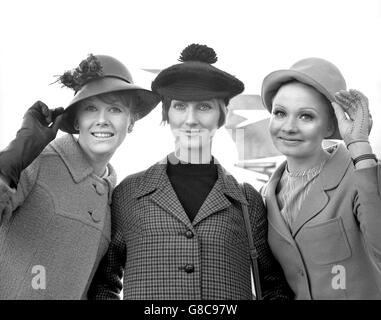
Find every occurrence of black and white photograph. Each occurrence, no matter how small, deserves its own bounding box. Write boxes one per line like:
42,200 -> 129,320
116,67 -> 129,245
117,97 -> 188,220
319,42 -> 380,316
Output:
0,0 -> 381,310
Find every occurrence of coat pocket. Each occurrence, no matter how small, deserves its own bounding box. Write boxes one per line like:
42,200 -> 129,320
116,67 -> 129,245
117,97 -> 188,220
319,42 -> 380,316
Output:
300,217 -> 352,265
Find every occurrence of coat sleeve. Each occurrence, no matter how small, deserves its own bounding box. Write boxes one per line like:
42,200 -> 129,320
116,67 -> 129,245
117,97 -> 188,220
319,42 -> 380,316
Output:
87,185 -> 126,300
353,162 -> 381,262
243,182 -> 294,300
0,158 -> 40,226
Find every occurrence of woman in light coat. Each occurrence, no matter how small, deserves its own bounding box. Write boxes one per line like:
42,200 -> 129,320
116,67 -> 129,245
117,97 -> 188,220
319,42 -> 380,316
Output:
261,57 -> 381,299
89,44 -> 292,300
0,54 -> 159,299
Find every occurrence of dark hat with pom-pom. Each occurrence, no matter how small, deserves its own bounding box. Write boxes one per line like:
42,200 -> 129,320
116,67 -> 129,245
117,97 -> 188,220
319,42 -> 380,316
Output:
151,44 -> 244,104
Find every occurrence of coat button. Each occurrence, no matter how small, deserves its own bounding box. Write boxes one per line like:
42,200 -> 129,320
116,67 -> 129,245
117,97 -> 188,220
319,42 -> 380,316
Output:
92,182 -> 106,195
298,269 -> 305,277
184,264 -> 194,273
88,210 -> 101,223
185,230 -> 194,239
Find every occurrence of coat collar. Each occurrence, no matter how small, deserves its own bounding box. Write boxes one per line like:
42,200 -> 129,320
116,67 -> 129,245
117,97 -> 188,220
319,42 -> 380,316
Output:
265,143 -> 351,240
133,153 -> 248,227
267,143 -> 350,191
134,153 -> 247,204
50,134 -> 117,188
291,143 -> 351,235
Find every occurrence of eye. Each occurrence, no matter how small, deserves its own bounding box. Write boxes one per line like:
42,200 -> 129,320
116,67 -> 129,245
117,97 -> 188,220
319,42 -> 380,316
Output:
300,113 -> 314,121
109,106 -> 123,113
84,105 -> 97,112
198,103 -> 212,111
272,109 -> 286,118
172,103 -> 186,111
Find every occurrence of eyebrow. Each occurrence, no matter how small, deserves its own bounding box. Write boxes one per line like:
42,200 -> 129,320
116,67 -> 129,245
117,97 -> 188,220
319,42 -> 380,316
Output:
273,104 -> 318,112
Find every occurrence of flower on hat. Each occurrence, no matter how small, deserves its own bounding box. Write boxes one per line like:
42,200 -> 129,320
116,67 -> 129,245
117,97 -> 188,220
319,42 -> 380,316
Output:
53,54 -> 103,92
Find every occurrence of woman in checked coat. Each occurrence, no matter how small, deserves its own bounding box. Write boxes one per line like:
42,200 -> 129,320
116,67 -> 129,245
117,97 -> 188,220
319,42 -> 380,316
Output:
88,44 -> 292,300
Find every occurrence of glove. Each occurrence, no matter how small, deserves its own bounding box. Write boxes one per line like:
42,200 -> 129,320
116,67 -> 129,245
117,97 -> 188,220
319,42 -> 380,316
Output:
331,89 -> 372,148
0,101 -> 64,187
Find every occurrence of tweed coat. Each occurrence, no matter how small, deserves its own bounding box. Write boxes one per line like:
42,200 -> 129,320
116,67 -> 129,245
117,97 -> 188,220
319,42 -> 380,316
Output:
263,144 -> 381,299
88,156 -> 293,300
0,134 -> 116,299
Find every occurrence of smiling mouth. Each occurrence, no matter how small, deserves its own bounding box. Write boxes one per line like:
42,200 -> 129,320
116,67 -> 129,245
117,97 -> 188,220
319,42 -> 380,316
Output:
91,132 -> 115,138
182,129 -> 204,133
278,137 -> 303,142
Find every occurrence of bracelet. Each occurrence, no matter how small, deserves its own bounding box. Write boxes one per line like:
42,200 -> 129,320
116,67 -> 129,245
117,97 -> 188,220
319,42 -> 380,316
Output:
352,153 -> 378,166
346,139 -> 369,149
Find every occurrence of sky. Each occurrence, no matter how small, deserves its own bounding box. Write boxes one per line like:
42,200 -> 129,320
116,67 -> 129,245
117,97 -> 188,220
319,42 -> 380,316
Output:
1,0 -> 380,183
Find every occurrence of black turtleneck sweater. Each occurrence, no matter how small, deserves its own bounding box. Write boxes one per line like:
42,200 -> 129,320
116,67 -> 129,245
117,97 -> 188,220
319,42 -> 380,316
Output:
166,160 -> 218,222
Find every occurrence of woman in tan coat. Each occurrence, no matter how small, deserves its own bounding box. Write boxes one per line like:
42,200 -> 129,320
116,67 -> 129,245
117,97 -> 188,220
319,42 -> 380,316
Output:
261,57 -> 381,299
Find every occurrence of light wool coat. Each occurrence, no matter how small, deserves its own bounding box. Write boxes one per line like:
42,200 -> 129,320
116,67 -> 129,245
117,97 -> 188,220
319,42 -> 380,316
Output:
0,134 -> 116,299
263,144 -> 381,299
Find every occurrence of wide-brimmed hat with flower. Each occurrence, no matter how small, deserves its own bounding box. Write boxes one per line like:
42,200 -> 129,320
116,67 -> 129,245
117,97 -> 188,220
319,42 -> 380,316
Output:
55,54 -> 160,134
151,44 -> 244,104
261,57 -> 347,139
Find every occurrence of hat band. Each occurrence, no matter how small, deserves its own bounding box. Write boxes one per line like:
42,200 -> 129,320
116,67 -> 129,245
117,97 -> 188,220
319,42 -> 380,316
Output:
157,78 -> 231,101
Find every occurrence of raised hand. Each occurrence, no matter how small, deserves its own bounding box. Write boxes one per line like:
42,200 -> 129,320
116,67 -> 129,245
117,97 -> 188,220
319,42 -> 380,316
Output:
331,89 -> 372,148
21,101 -> 64,141
0,101 -> 64,187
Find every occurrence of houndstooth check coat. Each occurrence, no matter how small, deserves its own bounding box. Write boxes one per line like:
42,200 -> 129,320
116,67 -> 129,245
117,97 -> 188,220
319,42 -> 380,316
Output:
88,156 -> 292,300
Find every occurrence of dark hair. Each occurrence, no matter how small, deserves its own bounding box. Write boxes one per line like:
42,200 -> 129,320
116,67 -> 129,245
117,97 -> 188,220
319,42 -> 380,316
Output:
161,97 -> 227,128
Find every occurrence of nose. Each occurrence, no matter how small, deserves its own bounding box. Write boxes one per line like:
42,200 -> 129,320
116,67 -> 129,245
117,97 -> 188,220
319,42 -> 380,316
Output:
185,107 -> 198,126
95,109 -> 110,127
281,116 -> 298,133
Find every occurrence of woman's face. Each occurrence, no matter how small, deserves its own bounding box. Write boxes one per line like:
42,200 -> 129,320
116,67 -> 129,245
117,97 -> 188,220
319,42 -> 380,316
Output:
76,95 -> 132,160
269,82 -> 334,160
168,99 -> 221,153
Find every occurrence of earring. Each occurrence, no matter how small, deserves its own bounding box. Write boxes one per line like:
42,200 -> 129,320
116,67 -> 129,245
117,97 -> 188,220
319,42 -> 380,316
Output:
74,122 -> 79,131
128,123 -> 134,133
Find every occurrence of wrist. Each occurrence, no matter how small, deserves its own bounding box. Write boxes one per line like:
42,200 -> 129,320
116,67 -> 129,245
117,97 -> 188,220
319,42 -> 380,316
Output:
347,141 -> 372,158
354,159 -> 377,169
352,153 -> 378,169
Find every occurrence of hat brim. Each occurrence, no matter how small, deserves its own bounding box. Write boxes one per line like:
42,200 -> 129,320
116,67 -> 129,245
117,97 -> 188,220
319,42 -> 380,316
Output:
60,77 -> 160,134
261,69 -> 341,140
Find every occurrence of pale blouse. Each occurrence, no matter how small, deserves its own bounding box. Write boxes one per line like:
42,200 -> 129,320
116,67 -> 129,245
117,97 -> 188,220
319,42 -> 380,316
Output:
276,159 -> 328,229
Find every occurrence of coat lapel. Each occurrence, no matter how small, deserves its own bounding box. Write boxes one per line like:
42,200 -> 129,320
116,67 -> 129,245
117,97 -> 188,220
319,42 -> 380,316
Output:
291,144 -> 351,236
50,134 -> 117,189
290,179 -> 328,236
193,164 -> 247,226
150,180 -> 192,228
134,156 -> 249,228
134,157 -> 193,229
265,162 -> 296,245
50,134 -> 94,183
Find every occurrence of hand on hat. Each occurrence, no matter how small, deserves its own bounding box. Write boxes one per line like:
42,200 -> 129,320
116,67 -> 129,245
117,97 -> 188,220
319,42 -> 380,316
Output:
24,101 -> 64,136
331,89 -> 372,148
0,101 -> 64,187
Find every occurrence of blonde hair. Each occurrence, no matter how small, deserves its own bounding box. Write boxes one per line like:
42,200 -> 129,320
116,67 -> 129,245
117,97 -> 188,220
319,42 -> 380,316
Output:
95,91 -> 137,124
